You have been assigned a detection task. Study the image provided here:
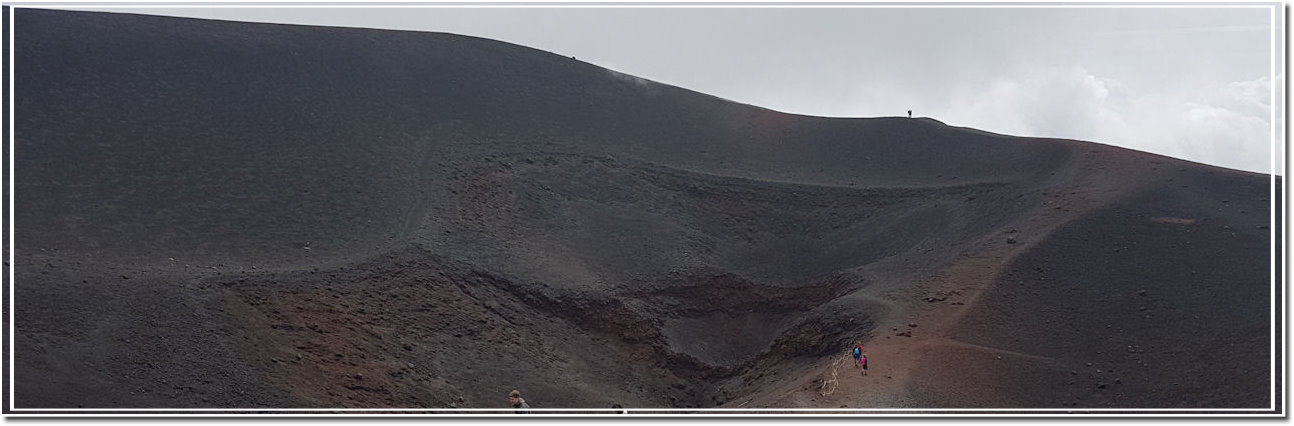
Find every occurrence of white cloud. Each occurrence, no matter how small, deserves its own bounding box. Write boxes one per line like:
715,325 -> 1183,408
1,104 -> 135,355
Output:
935,65 -> 1276,175
1109,76 -> 1274,175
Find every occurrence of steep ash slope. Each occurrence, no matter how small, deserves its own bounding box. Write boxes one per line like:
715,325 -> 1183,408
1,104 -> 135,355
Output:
10,8 -> 1275,410
904,162 -> 1276,409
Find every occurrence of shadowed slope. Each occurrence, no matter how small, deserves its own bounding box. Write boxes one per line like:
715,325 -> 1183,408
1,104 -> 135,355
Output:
15,8 -> 1068,265
11,8 -> 1276,410
927,166 -> 1275,408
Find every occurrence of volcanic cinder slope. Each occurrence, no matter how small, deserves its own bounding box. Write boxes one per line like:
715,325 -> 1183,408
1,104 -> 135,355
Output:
9,8 -> 1280,411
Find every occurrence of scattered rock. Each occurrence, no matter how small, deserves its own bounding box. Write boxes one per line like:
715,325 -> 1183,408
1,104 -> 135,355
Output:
908,323 -> 918,328
1115,378 -> 1122,384
1138,290 -> 1148,297
1070,371 -> 1077,375
1097,383 -> 1108,389
1006,237 -> 1018,244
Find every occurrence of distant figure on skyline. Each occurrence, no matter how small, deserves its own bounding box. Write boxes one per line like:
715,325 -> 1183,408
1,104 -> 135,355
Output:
908,110 -> 912,118
509,389 -> 531,413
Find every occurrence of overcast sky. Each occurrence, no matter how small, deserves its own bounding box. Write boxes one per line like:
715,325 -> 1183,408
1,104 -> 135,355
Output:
60,3 -> 1285,175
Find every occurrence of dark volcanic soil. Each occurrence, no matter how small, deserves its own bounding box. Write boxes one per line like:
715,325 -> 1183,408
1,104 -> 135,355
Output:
8,8 -> 1280,412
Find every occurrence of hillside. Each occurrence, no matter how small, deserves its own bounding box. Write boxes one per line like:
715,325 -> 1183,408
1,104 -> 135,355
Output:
8,8 -> 1279,411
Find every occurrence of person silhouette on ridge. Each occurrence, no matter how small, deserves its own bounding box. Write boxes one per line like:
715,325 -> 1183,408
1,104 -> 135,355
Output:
509,389 -> 531,414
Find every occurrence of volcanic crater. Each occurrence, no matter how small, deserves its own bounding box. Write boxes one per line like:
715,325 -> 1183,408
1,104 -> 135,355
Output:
10,7 -> 1278,411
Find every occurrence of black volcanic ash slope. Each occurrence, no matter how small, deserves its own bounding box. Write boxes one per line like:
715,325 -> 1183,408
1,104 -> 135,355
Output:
11,8 -> 1275,409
